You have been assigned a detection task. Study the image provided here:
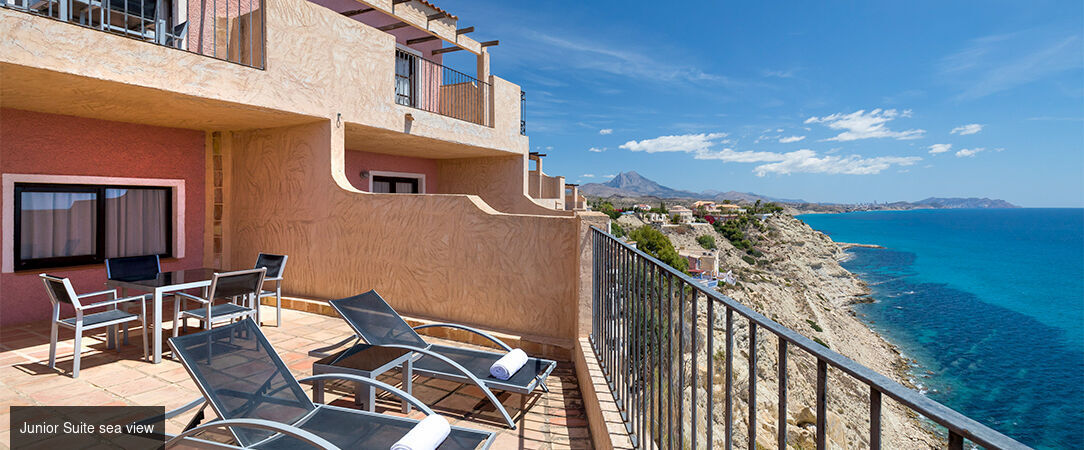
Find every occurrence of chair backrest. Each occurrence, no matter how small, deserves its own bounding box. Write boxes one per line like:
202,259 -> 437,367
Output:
169,319 -> 314,447
105,0 -> 155,17
328,290 -> 429,348
208,268 -> 266,301
254,253 -> 288,279
105,255 -> 161,281
39,274 -> 81,309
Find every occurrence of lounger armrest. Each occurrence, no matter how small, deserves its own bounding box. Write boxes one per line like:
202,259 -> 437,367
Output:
379,344 -> 517,429
163,398 -> 207,420
412,323 -> 514,352
298,374 -> 435,416
165,418 -> 340,449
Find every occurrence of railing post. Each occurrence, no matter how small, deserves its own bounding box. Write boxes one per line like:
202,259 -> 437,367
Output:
870,387 -> 881,450
706,297 -> 715,448
816,359 -> 827,450
748,321 -> 757,449
725,307 -> 733,449
778,339 -> 788,449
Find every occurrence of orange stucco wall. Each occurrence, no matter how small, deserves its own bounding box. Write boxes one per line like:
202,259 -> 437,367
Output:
343,150 -> 439,193
0,108 -> 206,326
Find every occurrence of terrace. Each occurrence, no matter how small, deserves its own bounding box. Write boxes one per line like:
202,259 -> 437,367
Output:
0,308 -> 594,449
0,228 -> 1032,449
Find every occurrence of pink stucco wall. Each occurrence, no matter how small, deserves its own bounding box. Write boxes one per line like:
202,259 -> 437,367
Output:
0,108 -> 206,327
343,149 -> 438,193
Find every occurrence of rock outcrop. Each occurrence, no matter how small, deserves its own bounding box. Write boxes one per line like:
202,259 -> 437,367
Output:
638,214 -> 941,449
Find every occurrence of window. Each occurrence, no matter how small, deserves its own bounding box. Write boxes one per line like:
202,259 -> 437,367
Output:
371,176 -> 420,194
395,49 -> 416,107
14,183 -> 172,270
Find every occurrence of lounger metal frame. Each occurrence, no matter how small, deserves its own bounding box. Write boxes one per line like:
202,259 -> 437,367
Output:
325,290 -> 558,429
166,319 -> 495,449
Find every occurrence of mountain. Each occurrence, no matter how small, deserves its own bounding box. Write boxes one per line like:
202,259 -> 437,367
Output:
581,171 -> 1018,209
913,197 -> 1020,209
580,171 -> 700,198
581,171 -> 804,203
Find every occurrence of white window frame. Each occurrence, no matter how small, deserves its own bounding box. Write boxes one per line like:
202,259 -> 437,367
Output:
2,173 -> 186,273
367,171 -> 426,194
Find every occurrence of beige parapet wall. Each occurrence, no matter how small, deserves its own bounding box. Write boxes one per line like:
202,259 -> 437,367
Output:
226,120 -> 583,343
0,0 -> 526,154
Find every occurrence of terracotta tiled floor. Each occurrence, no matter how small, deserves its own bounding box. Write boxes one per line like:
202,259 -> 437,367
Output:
0,307 -> 592,449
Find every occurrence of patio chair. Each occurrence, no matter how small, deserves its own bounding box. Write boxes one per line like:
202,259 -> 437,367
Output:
165,319 -> 495,449
173,268 -> 265,336
106,254 -> 163,342
40,274 -> 148,378
254,253 -> 288,327
325,290 -> 558,429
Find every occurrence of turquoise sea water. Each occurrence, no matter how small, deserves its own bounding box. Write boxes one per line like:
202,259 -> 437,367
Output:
797,209 -> 1084,449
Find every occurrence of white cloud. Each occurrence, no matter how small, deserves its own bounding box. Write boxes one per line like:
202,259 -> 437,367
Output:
619,132 -> 919,176
582,174 -> 595,178
588,147 -> 607,153
753,150 -> 921,177
805,109 -> 925,141
599,128 -> 613,135
619,132 -> 729,153
939,32 -> 1083,100
779,135 -> 806,143
950,124 -> 983,135
955,147 -> 985,157
928,144 -> 952,154
603,174 -> 615,178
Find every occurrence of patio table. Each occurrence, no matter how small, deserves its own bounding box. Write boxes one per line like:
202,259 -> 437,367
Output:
106,268 -> 218,363
311,344 -> 414,413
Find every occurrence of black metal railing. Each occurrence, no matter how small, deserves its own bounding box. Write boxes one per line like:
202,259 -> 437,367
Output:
520,90 -> 526,135
395,48 -> 491,127
590,226 -> 1029,450
2,0 -> 266,69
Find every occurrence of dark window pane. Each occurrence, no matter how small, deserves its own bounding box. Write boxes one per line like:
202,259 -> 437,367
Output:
105,188 -> 168,258
372,181 -> 391,193
18,191 -> 98,259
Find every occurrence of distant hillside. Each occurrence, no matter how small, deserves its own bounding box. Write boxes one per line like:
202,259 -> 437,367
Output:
580,171 -> 700,198
582,171 -> 1018,209
913,197 -> 1020,209
581,171 -> 800,203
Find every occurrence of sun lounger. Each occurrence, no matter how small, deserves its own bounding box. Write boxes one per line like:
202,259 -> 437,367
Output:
165,318 -> 494,449
324,290 -> 557,429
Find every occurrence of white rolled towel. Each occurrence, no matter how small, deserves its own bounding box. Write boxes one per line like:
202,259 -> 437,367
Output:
391,415 -> 450,450
489,348 -> 529,381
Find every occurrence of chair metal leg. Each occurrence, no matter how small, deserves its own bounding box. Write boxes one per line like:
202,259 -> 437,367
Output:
275,283 -> 282,327
48,320 -> 58,369
140,301 -> 149,361
121,287 -> 130,345
72,322 -> 83,378
402,358 -> 412,414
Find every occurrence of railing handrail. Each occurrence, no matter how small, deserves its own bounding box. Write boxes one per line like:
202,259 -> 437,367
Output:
394,48 -> 491,87
589,226 -> 1029,449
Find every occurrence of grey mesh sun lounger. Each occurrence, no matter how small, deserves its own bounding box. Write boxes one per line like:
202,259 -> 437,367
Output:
325,290 -> 557,429
165,318 -> 495,449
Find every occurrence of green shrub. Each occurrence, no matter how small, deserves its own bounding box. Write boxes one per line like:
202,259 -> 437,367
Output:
696,234 -> 716,249
806,319 -> 823,332
628,226 -> 689,273
611,222 -> 626,238
813,337 -> 830,348
741,255 -> 756,265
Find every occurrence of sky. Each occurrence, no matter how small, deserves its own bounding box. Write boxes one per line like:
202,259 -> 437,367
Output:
438,1 -> 1084,207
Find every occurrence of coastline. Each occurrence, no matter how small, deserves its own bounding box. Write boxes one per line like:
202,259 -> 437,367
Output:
637,213 -> 942,448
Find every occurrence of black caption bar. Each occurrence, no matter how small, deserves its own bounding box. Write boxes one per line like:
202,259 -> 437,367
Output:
10,406 -> 165,449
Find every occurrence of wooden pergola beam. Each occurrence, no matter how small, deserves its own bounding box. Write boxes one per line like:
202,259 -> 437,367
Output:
340,7 -> 374,16
432,47 -> 464,55
378,22 -> 411,31
479,40 -> 499,47
392,0 -> 410,4
427,11 -> 447,21
406,35 -> 440,45
456,26 -> 474,35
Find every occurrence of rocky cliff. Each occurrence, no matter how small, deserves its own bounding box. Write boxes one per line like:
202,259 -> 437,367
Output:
616,214 -> 940,448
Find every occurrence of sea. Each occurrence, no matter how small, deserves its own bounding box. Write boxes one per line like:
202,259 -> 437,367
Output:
796,208 -> 1084,449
